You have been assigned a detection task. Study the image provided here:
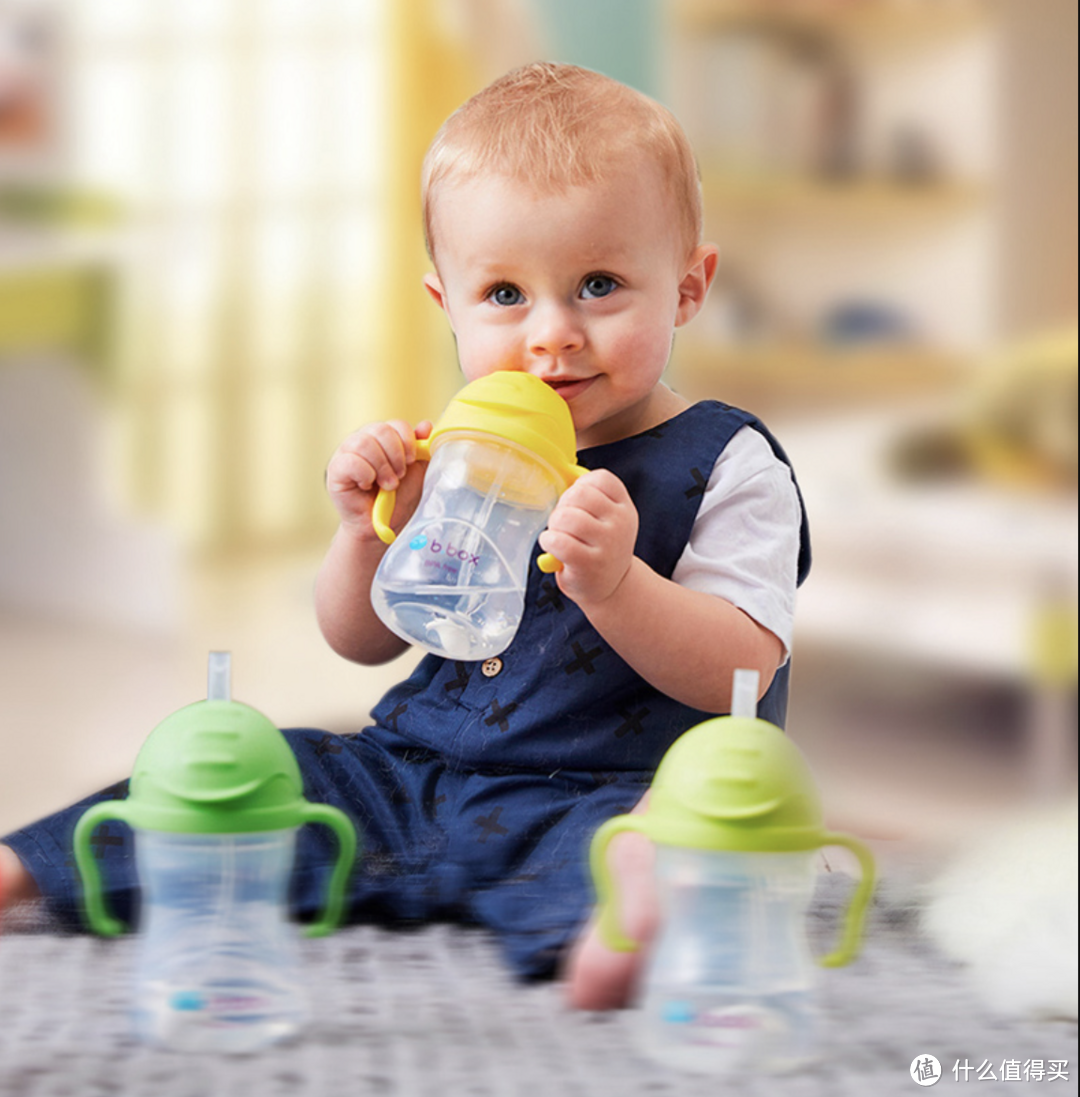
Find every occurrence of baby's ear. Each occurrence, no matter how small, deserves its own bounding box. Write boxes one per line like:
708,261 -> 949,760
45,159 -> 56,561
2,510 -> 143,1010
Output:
423,272 -> 451,316
675,244 -> 719,327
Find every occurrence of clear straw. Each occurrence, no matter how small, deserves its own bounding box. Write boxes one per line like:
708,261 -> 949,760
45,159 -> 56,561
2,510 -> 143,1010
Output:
730,668 -> 759,720
207,651 -> 232,702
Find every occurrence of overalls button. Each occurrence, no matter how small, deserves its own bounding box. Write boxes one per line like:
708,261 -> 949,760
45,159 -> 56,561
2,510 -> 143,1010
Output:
481,657 -> 503,678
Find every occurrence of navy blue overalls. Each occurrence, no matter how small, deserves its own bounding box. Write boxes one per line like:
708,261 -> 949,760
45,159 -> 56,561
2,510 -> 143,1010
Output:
3,401 -> 810,978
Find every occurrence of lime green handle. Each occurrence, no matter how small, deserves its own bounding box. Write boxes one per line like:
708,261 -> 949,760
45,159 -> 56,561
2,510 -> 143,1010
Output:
300,802 -> 359,938
816,833 -> 876,967
74,801 -> 131,936
590,818 -> 875,966
73,802 -> 359,939
372,438 -> 431,545
590,815 -> 651,952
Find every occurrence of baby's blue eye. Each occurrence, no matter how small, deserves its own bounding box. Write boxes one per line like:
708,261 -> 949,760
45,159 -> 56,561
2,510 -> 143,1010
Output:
581,275 -> 617,299
489,284 -> 524,306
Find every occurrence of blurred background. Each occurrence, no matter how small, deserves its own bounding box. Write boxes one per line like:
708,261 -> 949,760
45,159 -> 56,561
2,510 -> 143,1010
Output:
0,0 -> 1075,863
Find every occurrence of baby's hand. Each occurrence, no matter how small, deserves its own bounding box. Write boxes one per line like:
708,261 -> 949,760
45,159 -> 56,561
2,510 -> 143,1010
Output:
538,470 -> 638,606
325,419 -> 433,540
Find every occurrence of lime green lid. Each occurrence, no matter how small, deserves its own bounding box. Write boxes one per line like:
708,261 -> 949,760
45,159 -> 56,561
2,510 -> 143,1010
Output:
641,715 -> 828,853
113,698 -> 312,834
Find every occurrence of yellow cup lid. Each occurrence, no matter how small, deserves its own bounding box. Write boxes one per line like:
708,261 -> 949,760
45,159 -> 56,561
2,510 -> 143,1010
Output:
429,371 -> 586,489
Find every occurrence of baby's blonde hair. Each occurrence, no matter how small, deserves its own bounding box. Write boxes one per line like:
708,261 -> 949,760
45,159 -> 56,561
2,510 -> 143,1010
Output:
422,61 -> 703,261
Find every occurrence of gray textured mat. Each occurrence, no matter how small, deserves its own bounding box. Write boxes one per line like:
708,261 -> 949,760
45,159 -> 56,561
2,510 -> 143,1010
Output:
1,876 -> 1076,1097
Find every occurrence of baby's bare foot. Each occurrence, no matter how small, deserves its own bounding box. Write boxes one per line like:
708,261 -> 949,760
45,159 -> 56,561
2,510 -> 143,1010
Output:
562,828 -> 658,1010
0,844 -> 40,911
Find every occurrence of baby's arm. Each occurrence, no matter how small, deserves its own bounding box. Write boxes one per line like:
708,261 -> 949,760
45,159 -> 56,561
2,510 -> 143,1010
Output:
538,470 -> 784,713
315,419 -> 432,665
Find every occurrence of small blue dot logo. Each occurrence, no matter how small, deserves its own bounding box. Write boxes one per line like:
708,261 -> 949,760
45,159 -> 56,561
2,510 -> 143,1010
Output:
661,1000 -> 695,1024
170,990 -> 207,1012
409,534 -> 428,550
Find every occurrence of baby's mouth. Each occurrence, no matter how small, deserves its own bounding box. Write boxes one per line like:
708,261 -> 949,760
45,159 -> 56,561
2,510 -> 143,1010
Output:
543,376 -> 594,399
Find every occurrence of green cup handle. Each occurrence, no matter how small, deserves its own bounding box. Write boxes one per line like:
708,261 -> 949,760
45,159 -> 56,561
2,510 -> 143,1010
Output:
589,814 -> 650,953
75,801 -> 359,939
372,438 -> 431,545
73,801 -> 132,936
300,802 -> 359,938
815,832 -> 876,968
590,819 -> 876,966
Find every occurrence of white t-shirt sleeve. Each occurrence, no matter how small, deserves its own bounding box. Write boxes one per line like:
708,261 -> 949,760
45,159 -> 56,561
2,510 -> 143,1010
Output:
669,425 -> 801,663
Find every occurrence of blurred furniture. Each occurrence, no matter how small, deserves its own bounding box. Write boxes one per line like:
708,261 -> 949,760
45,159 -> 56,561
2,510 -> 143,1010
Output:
0,189 -> 123,382
662,1 -> 1076,790
0,199 -> 179,633
783,401 -> 1076,795
664,0 -> 996,415
0,243 -> 116,384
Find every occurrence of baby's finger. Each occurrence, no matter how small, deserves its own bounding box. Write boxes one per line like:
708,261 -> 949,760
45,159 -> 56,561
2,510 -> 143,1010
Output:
327,448 -> 380,495
338,422 -> 414,488
367,421 -> 415,483
537,527 -> 590,569
560,470 -> 628,518
545,500 -> 601,545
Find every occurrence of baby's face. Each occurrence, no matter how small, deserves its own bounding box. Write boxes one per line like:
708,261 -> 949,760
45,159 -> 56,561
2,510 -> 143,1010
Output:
424,158 -> 712,448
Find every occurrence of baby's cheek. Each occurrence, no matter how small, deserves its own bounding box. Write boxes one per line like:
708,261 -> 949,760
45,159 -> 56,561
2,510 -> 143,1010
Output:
457,328 -> 519,382
610,325 -> 673,383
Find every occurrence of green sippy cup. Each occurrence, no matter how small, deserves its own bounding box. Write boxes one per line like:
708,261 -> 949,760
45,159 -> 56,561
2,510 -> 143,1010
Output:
591,669 -> 875,1075
74,653 -> 358,1052
370,371 -> 589,660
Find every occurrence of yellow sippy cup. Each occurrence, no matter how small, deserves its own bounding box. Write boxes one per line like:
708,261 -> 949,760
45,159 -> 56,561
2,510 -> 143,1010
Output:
370,371 -> 588,660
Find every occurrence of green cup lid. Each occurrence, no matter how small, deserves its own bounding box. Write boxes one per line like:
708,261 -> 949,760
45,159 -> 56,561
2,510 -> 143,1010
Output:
643,714 -> 828,853
74,654 -> 359,938
117,696 -> 311,834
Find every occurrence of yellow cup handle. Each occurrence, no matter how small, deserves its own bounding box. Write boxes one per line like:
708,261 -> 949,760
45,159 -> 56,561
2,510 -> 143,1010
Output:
536,464 -> 591,573
371,438 -> 431,545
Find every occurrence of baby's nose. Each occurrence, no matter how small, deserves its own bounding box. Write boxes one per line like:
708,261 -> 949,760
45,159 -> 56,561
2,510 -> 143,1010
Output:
528,301 -> 585,357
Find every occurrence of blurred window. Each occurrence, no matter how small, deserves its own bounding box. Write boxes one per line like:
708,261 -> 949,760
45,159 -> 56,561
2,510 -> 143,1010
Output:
68,1 -> 384,547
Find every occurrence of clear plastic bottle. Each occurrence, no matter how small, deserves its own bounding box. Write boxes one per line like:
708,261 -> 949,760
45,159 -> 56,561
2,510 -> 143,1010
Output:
132,830 -> 308,1052
638,847 -> 819,1074
368,372 -> 588,660
371,434 -> 562,660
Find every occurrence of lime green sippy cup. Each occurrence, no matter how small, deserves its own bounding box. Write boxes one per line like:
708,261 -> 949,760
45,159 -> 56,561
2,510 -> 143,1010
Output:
74,653 -> 358,1053
591,670 -> 875,1075
370,371 -> 589,661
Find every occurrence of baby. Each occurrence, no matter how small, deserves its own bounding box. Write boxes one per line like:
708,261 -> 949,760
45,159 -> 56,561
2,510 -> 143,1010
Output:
0,62 -> 808,1011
